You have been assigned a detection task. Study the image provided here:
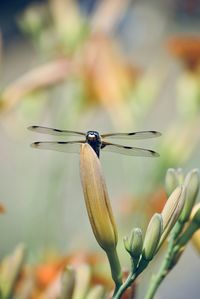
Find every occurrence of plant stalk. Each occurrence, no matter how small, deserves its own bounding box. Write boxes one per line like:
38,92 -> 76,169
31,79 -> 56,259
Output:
106,248 -> 123,293
144,221 -> 183,299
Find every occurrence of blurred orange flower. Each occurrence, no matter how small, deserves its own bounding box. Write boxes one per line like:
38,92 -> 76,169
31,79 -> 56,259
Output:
0,203 -> 5,213
167,36 -> 200,70
80,33 -> 139,126
0,0 -> 140,129
1,247 -> 115,299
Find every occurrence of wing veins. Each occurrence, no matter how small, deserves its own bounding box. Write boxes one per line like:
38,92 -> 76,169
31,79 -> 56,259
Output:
31,140 -> 85,153
28,126 -> 85,137
101,141 -> 159,157
101,131 -> 161,140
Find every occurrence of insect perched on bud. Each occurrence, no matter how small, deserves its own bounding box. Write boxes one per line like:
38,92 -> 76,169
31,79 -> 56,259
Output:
79,143 -> 122,288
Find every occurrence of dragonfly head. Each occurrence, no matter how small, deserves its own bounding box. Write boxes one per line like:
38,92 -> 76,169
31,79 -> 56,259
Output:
86,131 -> 101,142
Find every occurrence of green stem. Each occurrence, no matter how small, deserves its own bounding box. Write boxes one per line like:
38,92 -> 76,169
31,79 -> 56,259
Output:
112,259 -> 149,299
144,221 -> 183,299
112,272 -> 136,299
106,248 -> 123,293
144,253 -> 170,299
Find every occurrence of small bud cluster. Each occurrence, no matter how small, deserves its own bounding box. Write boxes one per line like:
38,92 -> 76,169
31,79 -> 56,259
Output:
123,185 -> 186,272
79,146 -> 200,298
123,168 -> 200,283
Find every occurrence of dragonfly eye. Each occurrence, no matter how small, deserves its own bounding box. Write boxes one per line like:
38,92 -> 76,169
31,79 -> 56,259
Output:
88,133 -> 96,139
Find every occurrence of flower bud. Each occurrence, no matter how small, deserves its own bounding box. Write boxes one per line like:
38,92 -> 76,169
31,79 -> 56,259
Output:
80,143 -> 118,251
180,169 -> 199,222
123,228 -> 143,259
161,186 -> 184,230
176,168 -> 184,185
80,144 -> 122,287
158,186 -> 186,249
165,168 -> 179,197
142,213 -> 163,261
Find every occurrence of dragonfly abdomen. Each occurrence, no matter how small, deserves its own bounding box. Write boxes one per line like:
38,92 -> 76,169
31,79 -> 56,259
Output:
86,139 -> 101,157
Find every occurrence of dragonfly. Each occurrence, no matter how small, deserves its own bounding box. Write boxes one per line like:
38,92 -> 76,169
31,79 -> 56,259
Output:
28,126 -> 161,158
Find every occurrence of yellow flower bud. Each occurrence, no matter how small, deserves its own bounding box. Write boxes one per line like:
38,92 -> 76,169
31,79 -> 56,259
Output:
80,143 -> 118,250
79,144 -> 122,287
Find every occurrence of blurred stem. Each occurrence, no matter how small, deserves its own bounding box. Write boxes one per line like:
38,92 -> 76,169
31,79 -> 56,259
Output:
144,222 -> 183,299
144,250 -> 171,299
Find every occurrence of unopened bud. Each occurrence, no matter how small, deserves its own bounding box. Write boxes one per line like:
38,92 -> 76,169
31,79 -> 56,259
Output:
180,169 -> 199,222
123,228 -> 143,259
142,213 -> 163,261
80,144 -> 122,287
161,186 -> 183,230
80,144 -> 118,251
176,168 -> 184,185
165,168 -> 179,196
158,186 -> 186,249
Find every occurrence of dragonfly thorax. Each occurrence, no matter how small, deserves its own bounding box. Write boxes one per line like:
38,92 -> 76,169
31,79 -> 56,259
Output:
86,131 -> 101,157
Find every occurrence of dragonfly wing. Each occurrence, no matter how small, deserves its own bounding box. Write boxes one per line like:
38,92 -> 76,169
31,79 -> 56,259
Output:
101,142 -> 159,157
101,131 -> 161,140
31,140 -> 85,154
28,126 -> 85,137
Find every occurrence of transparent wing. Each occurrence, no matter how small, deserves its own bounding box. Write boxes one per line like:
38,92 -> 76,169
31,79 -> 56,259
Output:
28,126 -> 85,137
101,142 -> 159,157
101,131 -> 161,140
31,140 -> 85,154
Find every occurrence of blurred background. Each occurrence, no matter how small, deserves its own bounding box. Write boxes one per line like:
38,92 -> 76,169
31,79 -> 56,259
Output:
0,0 -> 200,298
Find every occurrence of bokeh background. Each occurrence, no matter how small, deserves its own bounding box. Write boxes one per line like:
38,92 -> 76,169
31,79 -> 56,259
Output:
0,0 -> 200,298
